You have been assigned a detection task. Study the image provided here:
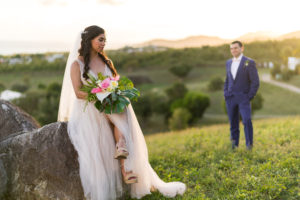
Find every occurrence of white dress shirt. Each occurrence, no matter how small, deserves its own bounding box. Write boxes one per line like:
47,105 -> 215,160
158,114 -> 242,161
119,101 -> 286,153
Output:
231,53 -> 243,80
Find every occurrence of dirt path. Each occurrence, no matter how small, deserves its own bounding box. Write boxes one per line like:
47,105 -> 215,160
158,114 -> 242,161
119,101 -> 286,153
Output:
261,74 -> 300,94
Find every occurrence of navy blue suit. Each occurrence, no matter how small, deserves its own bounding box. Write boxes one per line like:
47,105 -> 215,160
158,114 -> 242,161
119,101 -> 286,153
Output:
224,55 -> 260,148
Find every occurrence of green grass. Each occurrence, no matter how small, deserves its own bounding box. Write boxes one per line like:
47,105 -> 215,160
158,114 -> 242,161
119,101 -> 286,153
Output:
127,117 -> 300,200
285,74 -> 300,89
0,70 -> 64,90
255,82 -> 300,116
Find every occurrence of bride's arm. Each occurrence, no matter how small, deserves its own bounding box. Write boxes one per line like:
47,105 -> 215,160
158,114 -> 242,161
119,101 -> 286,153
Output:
70,61 -> 88,100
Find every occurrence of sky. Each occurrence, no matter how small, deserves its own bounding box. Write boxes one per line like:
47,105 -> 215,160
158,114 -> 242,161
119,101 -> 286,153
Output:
1,0 -> 300,54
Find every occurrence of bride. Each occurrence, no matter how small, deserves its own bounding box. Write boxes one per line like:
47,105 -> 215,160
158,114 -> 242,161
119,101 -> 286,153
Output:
57,25 -> 186,200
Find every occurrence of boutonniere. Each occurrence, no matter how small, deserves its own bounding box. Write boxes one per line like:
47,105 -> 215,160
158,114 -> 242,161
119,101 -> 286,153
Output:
243,60 -> 250,69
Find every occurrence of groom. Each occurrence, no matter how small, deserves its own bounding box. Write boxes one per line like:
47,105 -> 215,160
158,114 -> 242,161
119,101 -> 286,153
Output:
224,41 -> 260,150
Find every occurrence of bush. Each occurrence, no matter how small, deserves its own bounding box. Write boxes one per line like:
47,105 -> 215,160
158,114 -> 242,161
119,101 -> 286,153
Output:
251,93 -> 264,114
132,93 -> 153,121
12,82 -> 62,126
182,92 -> 210,123
0,82 -> 5,92
281,68 -> 294,81
295,64 -> 300,75
165,82 -> 188,102
170,99 -> 184,113
11,83 -> 29,93
127,75 -> 153,86
38,83 -> 46,89
168,108 -> 191,131
208,76 -> 224,91
12,90 -> 44,115
169,64 -> 192,79
270,63 -> 281,79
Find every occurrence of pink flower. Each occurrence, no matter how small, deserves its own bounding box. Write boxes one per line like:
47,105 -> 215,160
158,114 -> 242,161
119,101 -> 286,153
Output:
91,87 -> 102,93
101,78 -> 111,89
113,75 -> 120,81
110,75 -> 120,81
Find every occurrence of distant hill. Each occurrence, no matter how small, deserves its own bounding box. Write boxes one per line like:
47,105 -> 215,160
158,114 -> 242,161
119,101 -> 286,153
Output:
135,35 -> 230,48
237,31 -> 279,42
278,31 -> 300,40
134,30 -> 300,48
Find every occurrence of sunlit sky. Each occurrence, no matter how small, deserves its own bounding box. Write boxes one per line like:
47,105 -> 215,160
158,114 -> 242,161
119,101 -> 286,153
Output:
1,0 -> 300,53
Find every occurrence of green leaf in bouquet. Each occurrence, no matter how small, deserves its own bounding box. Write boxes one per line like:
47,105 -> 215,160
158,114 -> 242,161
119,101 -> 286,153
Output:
97,72 -> 106,81
118,96 -> 130,105
121,89 -> 139,101
111,100 -> 125,113
87,73 -> 97,84
117,102 -> 126,113
105,104 -> 112,114
119,77 -> 134,90
111,92 -> 117,101
132,88 -> 140,96
94,100 -> 102,110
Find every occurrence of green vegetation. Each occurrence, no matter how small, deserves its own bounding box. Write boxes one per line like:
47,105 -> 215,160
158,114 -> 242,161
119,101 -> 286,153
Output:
2,39 -> 300,132
131,117 -> 300,200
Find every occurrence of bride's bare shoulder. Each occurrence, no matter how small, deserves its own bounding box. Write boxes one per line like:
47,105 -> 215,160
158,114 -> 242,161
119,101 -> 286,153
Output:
71,60 -> 79,67
71,60 -> 80,72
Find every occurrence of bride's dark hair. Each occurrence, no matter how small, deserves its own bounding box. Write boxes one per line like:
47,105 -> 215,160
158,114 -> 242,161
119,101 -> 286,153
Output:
78,25 -> 118,80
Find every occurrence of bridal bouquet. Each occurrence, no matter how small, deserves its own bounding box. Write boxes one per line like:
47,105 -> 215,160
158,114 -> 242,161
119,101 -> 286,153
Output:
80,72 -> 140,114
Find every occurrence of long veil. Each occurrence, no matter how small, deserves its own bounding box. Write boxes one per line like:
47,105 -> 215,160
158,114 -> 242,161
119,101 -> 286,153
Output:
57,31 -> 82,122
56,29 -> 186,199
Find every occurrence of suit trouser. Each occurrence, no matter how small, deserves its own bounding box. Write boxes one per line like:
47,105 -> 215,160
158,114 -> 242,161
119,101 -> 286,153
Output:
225,94 -> 253,147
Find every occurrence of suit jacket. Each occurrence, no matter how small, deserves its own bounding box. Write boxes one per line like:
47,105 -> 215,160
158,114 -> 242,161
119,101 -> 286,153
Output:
224,55 -> 260,100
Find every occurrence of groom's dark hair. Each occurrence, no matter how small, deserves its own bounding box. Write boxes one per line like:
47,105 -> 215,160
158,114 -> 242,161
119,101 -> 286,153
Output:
231,40 -> 243,47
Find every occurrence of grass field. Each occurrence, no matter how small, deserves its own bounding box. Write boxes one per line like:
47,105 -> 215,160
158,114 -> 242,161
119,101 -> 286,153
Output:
285,74 -> 300,89
128,117 -> 300,200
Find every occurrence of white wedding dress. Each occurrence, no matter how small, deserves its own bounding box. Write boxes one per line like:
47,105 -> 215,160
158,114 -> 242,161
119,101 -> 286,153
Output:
64,58 -> 186,200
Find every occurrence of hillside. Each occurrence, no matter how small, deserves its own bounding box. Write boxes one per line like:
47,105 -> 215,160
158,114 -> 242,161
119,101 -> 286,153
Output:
134,30 -> 300,49
278,31 -> 300,40
139,117 -> 300,199
135,35 -> 230,49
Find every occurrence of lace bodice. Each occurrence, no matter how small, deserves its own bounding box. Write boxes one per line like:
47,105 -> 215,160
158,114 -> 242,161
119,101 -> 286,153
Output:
76,58 -> 112,85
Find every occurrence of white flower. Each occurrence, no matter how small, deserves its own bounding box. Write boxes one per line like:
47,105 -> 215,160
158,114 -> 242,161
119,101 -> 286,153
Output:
111,80 -> 118,89
107,80 -> 118,91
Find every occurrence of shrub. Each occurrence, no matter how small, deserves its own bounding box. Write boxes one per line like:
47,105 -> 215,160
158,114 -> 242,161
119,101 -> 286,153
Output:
281,68 -> 294,81
0,82 -> 5,92
182,92 -> 210,123
132,93 -> 152,121
165,82 -> 188,102
38,83 -> 46,89
295,64 -> 300,75
208,76 -> 224,91
169,64 -> 192,79
270,63 -> 281,79
11,83 -> 29,93
168,108 -> 191,131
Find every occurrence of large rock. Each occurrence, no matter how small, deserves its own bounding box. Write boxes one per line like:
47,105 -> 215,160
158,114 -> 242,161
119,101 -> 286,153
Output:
0,122 -> 84,200
0,99 -> 40,142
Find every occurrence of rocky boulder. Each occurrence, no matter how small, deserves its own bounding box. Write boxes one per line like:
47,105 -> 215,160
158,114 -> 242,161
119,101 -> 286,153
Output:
0,122 -> 84,200
0,99 -> 40,142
